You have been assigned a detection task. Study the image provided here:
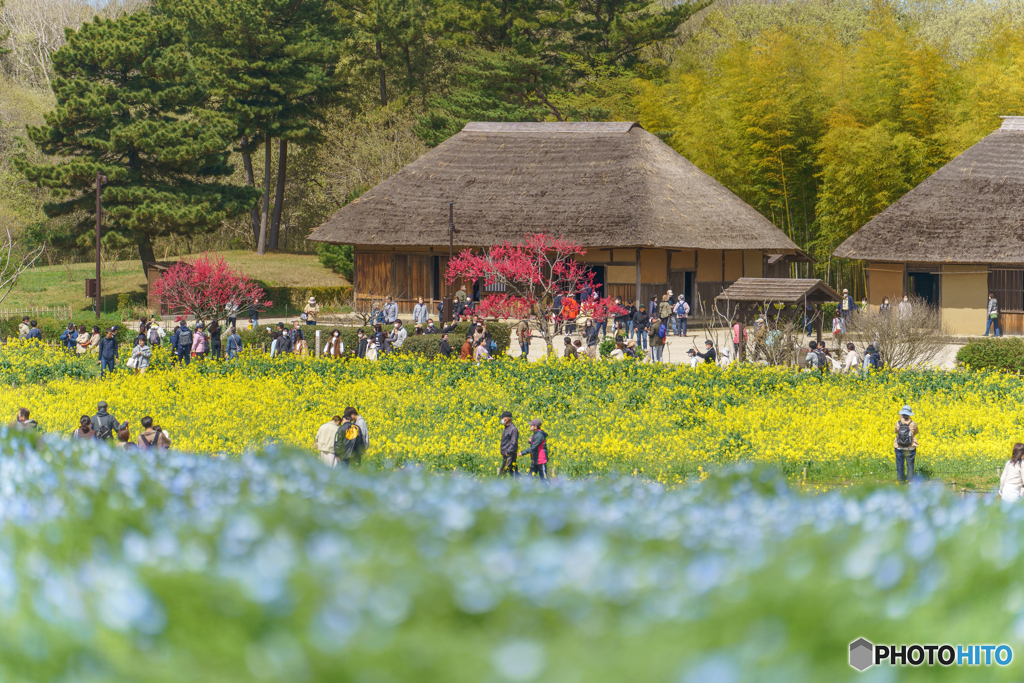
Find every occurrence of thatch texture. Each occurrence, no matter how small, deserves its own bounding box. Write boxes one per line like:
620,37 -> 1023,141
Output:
834,117 -> 1024,263
309,122 -> 800,252
717,278 -> 839,304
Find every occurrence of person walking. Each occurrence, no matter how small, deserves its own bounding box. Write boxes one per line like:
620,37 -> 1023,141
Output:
584,320 -> 599,359
650,318 -> 666,363
839,288 -> 858,331
90,401 -> 121,440
383,296 -> 398,325
148,319 -> 164,348
130,335 -> 152,375
516,318 -> 531,359
208,320 -> 222,359
897,295 -> 911,318
647,296 -> 658,319
633,306 -> 649,351
291,321 -> 307,355
226,327 -> 242,359
413,297 -> 428,326
624,299 -> 637,338
324,329 -> 344,357
226,300 -> 239,329
732,322 -> 747,361
520,418 -> 549,480
137,417 -> 164,449
499,411 -> 519,476
658,294 -> 673,326
191,323 -> 207,360
171,320 -> 193,366
73,415 -> 95,439
894,405 -> 918,484
315,415 -> 342,467
97,328 -> 118,377
26,320 -> 41,341
986,292 -> 1001,337
303,297 -> 320,326
460,335 -> 474,360
335,407 -> 369,467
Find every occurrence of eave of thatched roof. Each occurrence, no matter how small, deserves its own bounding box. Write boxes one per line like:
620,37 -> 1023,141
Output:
309,122 -> 801,253
716,278 -> 840,304
834,117 -> 1024,264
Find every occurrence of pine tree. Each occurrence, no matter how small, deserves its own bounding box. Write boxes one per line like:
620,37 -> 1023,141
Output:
160,0 -> 349,253
16,12 -> 256,272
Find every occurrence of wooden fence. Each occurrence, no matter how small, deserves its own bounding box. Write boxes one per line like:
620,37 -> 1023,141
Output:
0,305 -> 73,321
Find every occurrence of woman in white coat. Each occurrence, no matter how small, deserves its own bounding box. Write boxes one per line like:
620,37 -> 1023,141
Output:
999,443 -> 1024,502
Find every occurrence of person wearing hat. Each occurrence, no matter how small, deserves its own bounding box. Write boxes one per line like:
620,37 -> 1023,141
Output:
90,401 -> 123,441
499,411 -> 519,477
894,405 -> 918,483
303,297 -> 319,326
623,338 -> 639,359
520,418 -> 549,480
686,348 -> 700,368
839,288 -> 858,331
862,344 -> 881,372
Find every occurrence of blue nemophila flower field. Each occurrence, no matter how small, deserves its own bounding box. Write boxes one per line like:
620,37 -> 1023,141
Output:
0,428 -> 1019,682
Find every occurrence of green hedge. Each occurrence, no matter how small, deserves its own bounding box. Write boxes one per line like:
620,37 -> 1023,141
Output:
260,285 -> 353,309
0,314 -> 136,345
237,321 -> 511,359
955,336 -> 1024,372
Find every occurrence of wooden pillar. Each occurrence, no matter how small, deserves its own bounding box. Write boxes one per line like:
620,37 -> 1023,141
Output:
635,248 -> 641,306
814,304 -> 823,347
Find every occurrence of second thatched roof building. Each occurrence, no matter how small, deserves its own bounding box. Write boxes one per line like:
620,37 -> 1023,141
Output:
834,116 -> 1024,335
309,121 -> 804,313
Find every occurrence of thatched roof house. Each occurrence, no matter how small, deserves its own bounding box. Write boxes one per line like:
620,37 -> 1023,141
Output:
833,116 -> 1024,335
310,121 -> 803,312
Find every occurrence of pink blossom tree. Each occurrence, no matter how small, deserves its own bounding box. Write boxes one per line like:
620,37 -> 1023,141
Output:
150,254 -> 272,323
445,234 -> 625,355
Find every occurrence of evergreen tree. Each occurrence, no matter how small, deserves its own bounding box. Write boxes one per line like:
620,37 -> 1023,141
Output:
16,12 -> 256,272
160,0 -> 349,253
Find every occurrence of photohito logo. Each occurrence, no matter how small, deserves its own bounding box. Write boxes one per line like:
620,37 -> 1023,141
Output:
849,638 -> 1012,671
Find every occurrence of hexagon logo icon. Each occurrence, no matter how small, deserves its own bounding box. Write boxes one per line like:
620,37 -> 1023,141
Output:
850,638 -> 874,671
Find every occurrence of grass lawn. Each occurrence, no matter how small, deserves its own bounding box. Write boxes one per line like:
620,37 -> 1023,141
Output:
5,250 -> 348,315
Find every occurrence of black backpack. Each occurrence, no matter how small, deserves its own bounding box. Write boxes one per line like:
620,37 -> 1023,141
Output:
896,421 -> 913,448
94,414 -> 117,440
148,327 -> 160,345
335,420 -> 363,458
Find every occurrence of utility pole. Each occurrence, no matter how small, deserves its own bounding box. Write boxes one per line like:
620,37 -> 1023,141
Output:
95,171 -> 107,318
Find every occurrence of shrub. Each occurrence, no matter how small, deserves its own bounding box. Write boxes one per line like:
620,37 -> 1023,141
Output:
0,314 -> 135,345
955,336 -> 1024,372
260,285 -> 353,310
317,244 -> 354,280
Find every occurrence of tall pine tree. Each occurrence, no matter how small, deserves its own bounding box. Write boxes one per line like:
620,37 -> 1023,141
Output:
160,0 -> 349,253
17,12 -> 256,272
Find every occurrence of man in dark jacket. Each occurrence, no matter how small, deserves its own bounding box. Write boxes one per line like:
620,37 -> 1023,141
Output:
499,411 -> 519,476
439,333 -> 453,358
171,320 -> 192,366
26,320 -> 41,340
90,401 -> 121,440
696,339 -> 717,364
632,307 -> 649,350
97,328 -> 118,376
520,418 -> 549,480
356,329 -> 369,358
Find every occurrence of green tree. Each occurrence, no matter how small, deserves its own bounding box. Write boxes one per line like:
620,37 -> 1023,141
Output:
160,0 -> 349,253
16,12 -> 256,272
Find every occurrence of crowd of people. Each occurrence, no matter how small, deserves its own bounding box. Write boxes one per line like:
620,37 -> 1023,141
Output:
13,402 -> 172,451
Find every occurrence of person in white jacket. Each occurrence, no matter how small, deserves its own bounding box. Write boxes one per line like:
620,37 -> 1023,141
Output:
390,321 -> 408,348
314,416 -> 342,467
999,444 -> 1024,502
413,297 -> 428,325
841,343 -> 860,373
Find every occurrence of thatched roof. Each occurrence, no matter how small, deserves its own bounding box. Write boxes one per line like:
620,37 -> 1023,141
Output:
309,122 -> 801,252
834,117 -> 1024,264
717,278 -> 840,304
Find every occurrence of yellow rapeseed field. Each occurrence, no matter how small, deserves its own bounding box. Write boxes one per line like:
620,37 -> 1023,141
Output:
0,341 -> 1017,483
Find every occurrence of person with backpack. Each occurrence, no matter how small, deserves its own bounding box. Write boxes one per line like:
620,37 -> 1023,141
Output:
894,405 -> 918,483
138,416 -> 162,449
97,328 -> 118,377
147,321 -> 164,348
90,401 -> 122,441
335,407 -> 369,467
499,411 -> 519,476
805,341 -> 822,372
650,318 -> 667,363
675,298 -> 690,336
862,344 -> 881,372
226,327 -> 242,359
315,415 -> 342,467
519,418 -> 549,480
172,320 -> 193,366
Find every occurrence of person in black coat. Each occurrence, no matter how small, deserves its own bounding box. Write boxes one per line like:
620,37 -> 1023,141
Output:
356,329 -> 369,358
97,329 -> 118,377
696,339 -> 717,364
439,333 -> 453,358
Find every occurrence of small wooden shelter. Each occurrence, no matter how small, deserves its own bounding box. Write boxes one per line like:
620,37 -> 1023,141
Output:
716,278 -> 840,346
834,116 -> 1024,335
309,121 -> 806,316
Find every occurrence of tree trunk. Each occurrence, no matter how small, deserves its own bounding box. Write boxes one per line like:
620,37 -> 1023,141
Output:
138,237 -> 156,274
240,135 -> 261,247
257,137 -> 271,255
269,138 -> 287,250
376,39 -> 387,106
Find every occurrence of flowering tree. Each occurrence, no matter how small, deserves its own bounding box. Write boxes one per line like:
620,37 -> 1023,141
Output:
445,234 -> 625,354
150,254 -> 272,323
